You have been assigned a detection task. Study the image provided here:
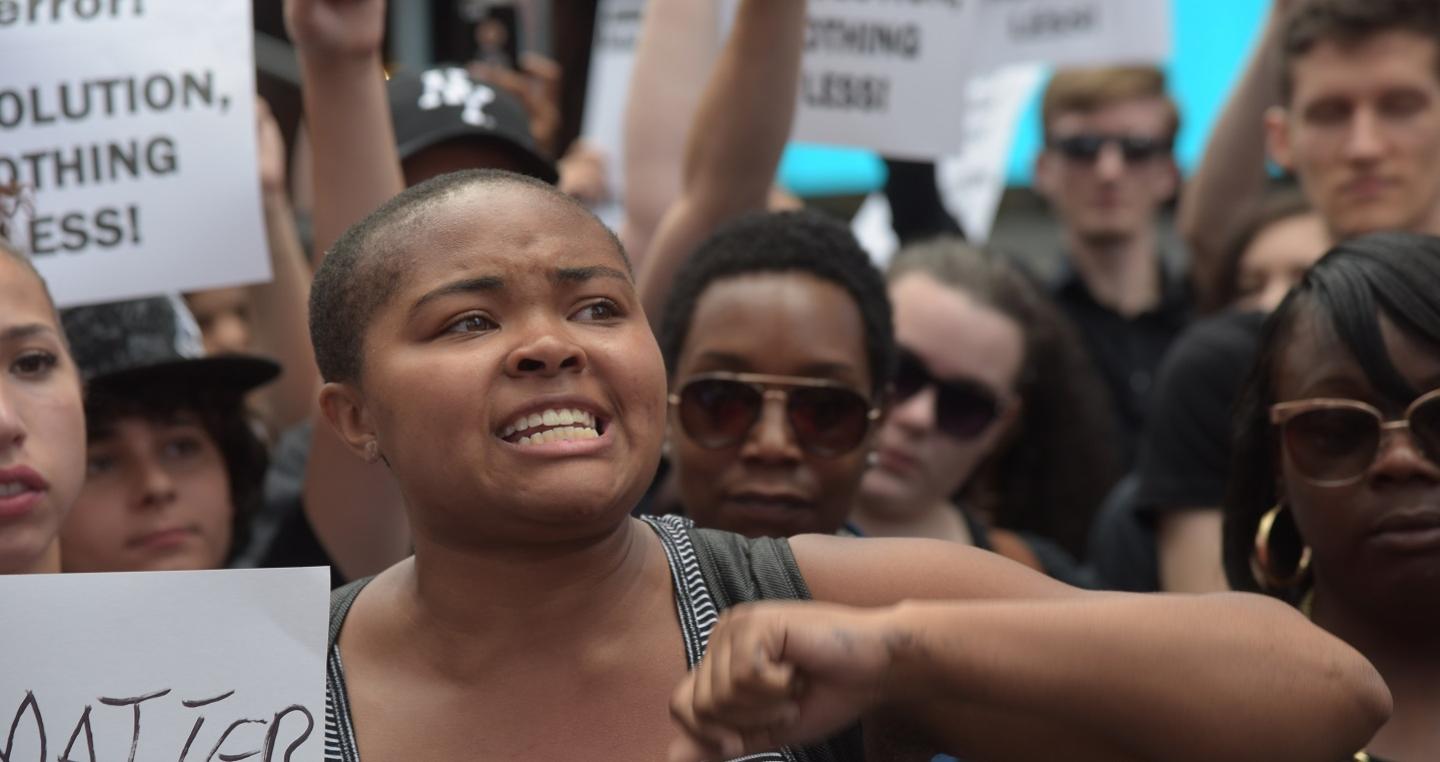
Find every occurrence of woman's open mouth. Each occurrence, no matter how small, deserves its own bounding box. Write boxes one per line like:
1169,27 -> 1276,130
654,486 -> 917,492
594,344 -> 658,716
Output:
497,406 -> 609,446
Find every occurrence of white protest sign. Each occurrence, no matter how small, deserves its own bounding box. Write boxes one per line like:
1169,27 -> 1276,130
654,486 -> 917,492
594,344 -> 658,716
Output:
973,0 -> 1172,68
851,192 -> 900,268
0,567 -> 327,762
851,63 -> 1041,262
0,0 -> 268,307
579,0 -> 647,230
792,0 -> 979,160
937,63 -> 1045,243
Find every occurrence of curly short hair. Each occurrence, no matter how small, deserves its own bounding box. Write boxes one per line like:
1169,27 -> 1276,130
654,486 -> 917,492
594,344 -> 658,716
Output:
656,210 -> 895,396
1223,231 -> 1440,601
309,169 -> 628,385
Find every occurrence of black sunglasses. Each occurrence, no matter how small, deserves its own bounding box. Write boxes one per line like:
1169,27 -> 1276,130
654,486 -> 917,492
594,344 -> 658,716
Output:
1049,133 -> 1172,164
670,372 -> 880,457
892,348 -> 1006,440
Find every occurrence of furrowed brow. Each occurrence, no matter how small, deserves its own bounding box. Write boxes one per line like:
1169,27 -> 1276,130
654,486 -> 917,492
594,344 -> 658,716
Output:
408,276 -> 505,318
552,266 -> 630,285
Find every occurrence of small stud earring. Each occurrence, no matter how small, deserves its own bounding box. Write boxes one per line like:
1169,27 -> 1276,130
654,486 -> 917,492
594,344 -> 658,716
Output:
364,441 -> 380,463
866,451 -> 879,468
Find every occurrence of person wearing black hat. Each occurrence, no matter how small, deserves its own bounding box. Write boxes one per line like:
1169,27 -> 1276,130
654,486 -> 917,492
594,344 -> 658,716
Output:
386,64 -> 558,186
56,296 -> 279,573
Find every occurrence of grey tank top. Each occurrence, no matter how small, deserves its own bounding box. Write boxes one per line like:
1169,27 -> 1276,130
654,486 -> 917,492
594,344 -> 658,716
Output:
323,515 -> 863,762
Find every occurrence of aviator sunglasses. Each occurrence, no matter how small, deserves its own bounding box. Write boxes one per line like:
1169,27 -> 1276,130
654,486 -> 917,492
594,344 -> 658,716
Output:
670,372 -> 881,457
892,348 -> 1007,440
1270,388 -> 1440,487
1049,133 -> 1172,164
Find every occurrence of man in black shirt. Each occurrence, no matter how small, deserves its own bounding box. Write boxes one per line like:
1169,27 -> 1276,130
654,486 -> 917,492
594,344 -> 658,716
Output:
1032,66 -> 1190,465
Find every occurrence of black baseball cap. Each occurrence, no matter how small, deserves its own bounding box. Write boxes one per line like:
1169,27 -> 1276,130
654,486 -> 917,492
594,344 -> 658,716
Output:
61,296 -> 280,396
387,65 -> 559,184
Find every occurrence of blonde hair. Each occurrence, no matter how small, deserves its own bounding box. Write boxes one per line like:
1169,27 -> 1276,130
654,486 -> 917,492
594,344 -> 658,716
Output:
1041,66 -> 1180,144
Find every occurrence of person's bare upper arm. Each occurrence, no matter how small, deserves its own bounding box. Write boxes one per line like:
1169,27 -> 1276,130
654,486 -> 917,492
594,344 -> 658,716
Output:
790,534 -> 1079,607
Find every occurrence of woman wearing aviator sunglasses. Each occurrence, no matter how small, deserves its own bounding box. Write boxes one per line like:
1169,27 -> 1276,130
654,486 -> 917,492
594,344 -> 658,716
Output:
1225,232 -> 1440,762
854,239 -> 1122,573
658,210 -> 894,539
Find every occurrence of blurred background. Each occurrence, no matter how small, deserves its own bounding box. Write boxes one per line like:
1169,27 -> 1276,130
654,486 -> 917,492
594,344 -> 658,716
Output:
252,0 -> 1275,273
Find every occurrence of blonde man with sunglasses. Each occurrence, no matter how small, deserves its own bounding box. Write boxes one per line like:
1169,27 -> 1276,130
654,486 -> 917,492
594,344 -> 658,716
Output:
1032,66 -> 1189,467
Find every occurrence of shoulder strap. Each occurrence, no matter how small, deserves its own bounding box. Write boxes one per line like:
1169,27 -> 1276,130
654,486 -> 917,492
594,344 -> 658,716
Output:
328,577 -> 372,650
686,528 -> 864,762
686,527 -> 812,608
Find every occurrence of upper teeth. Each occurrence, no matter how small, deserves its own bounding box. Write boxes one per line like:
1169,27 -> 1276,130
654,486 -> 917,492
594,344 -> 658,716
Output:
0,481 -> 28,498
500,408 -> 597,438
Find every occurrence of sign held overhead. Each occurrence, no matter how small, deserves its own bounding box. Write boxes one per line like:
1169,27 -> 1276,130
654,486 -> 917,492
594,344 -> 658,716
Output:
0,0 -> 268,307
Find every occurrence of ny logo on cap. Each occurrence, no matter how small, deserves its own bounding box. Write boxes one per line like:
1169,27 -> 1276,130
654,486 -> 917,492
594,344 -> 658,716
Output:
418,67 -> 496,128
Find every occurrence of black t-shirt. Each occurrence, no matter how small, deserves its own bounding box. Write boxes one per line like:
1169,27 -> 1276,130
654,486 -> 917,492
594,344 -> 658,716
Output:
1133,309 -> 1266,516
1050,262 -> 1191,466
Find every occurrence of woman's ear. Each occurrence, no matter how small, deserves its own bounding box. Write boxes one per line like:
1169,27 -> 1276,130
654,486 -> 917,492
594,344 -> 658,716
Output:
318,381 -> 379,461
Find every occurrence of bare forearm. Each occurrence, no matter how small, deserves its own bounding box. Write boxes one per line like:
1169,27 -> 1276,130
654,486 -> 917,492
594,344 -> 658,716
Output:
296,52 -> 405,258
1177,16 -> 1283,300
680,0 -> 804,213
885,593 -> 1389,761
637,0 -> 807,322
248,191 -> 320,430
620,0 -> 721,261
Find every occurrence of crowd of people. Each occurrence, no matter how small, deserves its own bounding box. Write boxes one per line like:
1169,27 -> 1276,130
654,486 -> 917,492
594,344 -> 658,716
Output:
3,0 -> 1438,758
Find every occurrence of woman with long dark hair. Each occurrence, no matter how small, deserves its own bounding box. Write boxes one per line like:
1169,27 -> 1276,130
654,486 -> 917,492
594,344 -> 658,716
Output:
855,238 -> 1121,571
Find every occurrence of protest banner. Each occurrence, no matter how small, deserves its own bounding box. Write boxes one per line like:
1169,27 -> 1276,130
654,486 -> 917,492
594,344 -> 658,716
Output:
791,0 -> 979,160
0,566 -> 327,762
0,0 -> 268,307
851,63 -> 1042,264
973,0 -> 1172,68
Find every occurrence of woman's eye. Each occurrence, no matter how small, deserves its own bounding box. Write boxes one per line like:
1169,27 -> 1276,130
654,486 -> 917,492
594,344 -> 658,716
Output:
445,314 -> 498,334
10,351 -> 58,378
572,299 -> 623,322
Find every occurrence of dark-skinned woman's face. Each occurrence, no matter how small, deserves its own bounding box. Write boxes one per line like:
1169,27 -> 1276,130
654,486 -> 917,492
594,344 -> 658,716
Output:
1272,308 -> 1440,624
668,272 -> 876,538
325,185 -> 668,546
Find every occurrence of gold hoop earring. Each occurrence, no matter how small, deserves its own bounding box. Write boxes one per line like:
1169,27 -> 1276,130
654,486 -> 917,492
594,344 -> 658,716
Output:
1252,504 -> 1312,590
